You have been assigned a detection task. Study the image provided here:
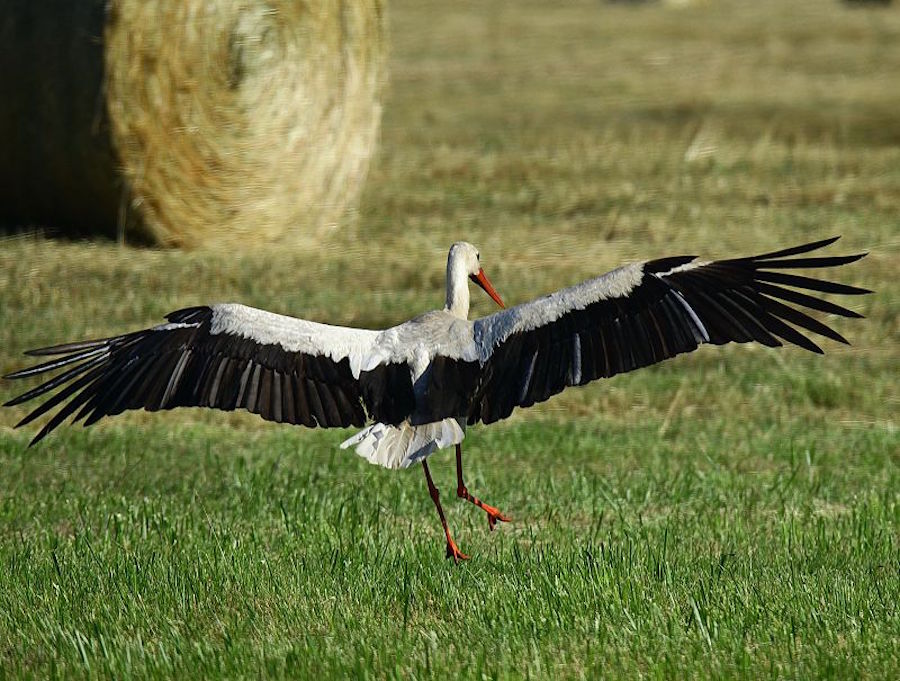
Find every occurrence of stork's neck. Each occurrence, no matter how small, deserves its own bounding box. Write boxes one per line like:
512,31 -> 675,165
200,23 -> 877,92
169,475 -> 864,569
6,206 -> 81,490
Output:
444,257 -> 470,319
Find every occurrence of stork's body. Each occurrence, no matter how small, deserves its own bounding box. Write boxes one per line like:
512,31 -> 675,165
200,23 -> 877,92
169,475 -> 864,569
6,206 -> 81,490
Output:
340,308 -> 474,470
4,238 -> 869,561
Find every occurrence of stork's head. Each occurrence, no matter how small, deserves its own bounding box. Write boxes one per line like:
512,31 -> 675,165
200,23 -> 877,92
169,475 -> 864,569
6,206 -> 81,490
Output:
448,241 -> 505,309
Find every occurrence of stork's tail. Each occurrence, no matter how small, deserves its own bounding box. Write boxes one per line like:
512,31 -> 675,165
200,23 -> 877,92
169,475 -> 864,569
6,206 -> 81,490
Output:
340,418 -> 466,470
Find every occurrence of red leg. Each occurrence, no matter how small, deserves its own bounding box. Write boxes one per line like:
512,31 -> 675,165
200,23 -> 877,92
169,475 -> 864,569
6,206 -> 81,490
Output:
455,444 -> 511,530
423,460 -> 469,563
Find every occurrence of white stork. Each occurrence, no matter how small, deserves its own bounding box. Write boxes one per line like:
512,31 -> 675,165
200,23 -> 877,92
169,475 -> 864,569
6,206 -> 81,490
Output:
4,237 -> 868,561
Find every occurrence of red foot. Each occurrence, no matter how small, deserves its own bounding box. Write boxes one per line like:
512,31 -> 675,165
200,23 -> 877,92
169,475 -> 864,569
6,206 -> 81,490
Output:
458,486 -> 512,531
445,538 -> 470,563
485,506 -> 512,531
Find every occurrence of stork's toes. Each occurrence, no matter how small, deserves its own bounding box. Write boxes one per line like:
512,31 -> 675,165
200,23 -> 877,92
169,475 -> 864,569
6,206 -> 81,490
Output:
472,496 -> 511,530
445,538 -> 470,563
486,508 -> 512,531
457,485 -> 512,531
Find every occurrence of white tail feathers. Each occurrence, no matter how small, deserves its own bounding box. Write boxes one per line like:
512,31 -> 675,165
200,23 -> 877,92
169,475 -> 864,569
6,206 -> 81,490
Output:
340,418 -> 466,469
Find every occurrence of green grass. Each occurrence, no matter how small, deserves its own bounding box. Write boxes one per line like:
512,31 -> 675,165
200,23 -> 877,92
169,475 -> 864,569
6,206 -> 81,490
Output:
1,0 -> 898,678
0,422 -> 896,678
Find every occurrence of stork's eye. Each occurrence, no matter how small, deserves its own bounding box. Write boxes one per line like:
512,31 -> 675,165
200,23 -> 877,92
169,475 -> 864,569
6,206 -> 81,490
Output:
476,252 -> 481,260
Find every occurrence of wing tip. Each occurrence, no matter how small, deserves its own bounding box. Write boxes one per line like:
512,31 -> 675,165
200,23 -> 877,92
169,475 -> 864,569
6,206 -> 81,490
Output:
28,430 -> 48,447
749,235 -> 842,261
5,366 -> 42,380
23,340 -> 106,357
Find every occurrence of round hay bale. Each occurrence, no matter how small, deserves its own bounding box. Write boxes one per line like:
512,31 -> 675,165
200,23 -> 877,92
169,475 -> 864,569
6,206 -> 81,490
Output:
0,1 -> 387,247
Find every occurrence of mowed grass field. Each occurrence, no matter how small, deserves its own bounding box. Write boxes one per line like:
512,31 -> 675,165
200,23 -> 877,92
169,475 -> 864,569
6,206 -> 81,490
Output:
1,0 -> 898,678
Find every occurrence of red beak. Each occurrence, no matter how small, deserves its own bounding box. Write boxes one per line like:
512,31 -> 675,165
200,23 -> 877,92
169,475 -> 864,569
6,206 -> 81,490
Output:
470,268 -> 506,308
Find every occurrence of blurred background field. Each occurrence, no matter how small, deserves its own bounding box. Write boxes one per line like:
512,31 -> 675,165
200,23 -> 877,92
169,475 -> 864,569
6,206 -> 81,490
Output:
0,0 -> 898,678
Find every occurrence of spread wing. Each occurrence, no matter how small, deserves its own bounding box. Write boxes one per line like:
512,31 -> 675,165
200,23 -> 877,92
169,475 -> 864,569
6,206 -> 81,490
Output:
464,237 -> 869,424
4,304 -> 417,444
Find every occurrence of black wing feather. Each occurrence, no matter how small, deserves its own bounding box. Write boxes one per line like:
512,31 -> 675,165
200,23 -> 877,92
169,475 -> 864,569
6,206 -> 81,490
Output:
463,237 -> 867,425
4,306 -> 414,444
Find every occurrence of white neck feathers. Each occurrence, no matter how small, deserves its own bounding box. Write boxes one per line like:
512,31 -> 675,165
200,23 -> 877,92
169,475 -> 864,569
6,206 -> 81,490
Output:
444,253 -> 470,319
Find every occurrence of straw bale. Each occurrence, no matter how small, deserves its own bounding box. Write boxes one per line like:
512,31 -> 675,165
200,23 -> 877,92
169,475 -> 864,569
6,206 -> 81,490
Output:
0,1 -> 387,247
